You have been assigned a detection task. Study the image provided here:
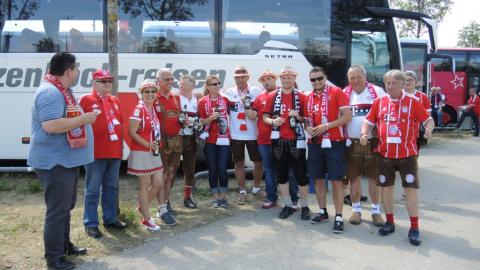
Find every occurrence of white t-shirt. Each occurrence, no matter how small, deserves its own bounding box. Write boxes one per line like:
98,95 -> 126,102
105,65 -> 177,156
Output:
180,94 -> 198,113
345,84 -> 385,139
222,84 -> 262,140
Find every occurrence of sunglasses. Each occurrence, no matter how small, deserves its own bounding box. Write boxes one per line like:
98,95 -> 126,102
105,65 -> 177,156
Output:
143,90 -> 157,94
159,77 -> 174,81
209,82 -> 221,86
310,76 -> 324,82
97,80 -> 113,84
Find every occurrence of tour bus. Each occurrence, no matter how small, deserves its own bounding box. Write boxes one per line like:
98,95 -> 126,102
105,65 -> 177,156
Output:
0,0 -> 438,166
401,39 -> 475,125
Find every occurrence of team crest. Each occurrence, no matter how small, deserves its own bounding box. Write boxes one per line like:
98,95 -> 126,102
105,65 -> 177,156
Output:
71,127 -> 83,137
402,106 -> 408,113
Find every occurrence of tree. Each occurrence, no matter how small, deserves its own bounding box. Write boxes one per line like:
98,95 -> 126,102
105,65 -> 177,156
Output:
389,0 -> 453,38
457,21 -> 480,47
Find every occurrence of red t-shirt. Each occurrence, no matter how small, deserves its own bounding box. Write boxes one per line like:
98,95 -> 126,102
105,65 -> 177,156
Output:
365,92 -> 431,159
80,92 -> 123,159
467,94 -> 480,115
155,92 -> 181,137
198,96 -> 230,144
414,90 -> 431,112
263,90 -> 307,140
129,103 -> 157,152
303,86 -> 350,143
252,90 -> 274,145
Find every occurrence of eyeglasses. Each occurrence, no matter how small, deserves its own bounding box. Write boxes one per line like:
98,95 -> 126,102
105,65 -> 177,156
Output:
143,90 -> 157,94
310,76 -> 324,82
159,77 -> 174,82
97,80 -> 113,84
209,82 -> 221,86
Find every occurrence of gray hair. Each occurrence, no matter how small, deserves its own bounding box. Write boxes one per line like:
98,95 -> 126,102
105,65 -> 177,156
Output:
180,74 -> 195,85
403,70 -> 418,81
347,65 -> 367,78
156,68 -> 172,79
384,69 -> 406,84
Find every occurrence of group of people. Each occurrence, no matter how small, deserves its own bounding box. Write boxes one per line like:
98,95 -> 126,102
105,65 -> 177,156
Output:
29,52 -> 446,270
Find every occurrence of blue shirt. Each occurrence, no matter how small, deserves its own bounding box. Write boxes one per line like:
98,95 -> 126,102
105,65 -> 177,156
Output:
27,82 -> 94,169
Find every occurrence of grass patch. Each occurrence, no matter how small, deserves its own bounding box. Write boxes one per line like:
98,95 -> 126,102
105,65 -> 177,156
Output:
195,186 -> 211,200
16,179 -> 42,194
0,179 -> 14,191
0,173 -> 42,194
118,205 -> 140,229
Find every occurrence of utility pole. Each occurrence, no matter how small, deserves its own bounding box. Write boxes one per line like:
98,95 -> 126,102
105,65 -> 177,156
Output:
107,0 -> 119,96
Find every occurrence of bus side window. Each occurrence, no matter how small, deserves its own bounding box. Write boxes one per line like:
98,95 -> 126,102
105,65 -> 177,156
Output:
67,28 -> 98,52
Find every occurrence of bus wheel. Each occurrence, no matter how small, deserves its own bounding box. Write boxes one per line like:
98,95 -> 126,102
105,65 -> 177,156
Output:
442,106 -> 457,126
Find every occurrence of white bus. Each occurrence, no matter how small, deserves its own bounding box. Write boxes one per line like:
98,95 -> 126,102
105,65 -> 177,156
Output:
0,0 -> 437,165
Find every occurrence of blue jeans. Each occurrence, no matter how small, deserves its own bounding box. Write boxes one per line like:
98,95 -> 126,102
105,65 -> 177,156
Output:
205,143 -> 230,194
83,159 -> 121,227
258,144 -> 298,203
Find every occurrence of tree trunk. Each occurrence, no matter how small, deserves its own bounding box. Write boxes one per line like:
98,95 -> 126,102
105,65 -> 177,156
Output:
107,0 -> 119,96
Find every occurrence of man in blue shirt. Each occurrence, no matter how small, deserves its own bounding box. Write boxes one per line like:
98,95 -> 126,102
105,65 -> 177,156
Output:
28,52 -> 97,270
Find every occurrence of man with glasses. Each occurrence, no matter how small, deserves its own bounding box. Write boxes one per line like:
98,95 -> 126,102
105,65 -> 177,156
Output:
342,65 -> 385,227
155,68 -> 180,226
305,66 -> 352,233
79,70 -> 127,239
223,66 -> 263,205
28,52 -> 97,270
263,66 -> 310,220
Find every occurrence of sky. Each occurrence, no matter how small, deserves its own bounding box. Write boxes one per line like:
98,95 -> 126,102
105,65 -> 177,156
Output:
437,0 -> 479,48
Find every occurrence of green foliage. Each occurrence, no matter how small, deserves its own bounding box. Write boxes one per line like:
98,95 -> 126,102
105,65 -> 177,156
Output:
0,173 -> 42,194
194,186 -> 211,200
16,180 -> 42,194
457,21 -> 480,47
118,205 -> 140,228
390,0 -> 453,38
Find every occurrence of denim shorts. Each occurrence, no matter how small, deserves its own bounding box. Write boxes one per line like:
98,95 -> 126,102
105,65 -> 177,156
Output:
308,141 -> 346,181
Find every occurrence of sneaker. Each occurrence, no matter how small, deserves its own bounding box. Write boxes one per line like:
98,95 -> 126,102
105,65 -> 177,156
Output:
211,200 -> 219,208
141,218 -> 160,231
184,197 -> 198,209
379,222 -> 395,236
252,187 -> 261,196
218,198 -> 229,209
349,212 -> 361,225
311,212 -> 329,224
408,229 -> 422,246
262,200 -> 277,209
160,212 -> 177,226
237,193 -> 247,205
278,206 -> 294,219
301,207 -> 311,220
371,214 -> 385,227
333,220 -> 344,234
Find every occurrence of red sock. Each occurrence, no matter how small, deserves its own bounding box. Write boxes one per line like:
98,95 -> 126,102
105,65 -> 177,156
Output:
386,213 -> 394,224
410,216 -> 419,230
184,185 -> 192,199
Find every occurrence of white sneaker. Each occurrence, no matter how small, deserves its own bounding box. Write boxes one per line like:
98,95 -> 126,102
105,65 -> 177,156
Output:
252,187 -> 261,195
141,218 -> 160,231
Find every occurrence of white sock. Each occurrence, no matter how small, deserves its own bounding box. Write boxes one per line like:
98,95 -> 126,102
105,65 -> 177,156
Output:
252,187 -> 261,193
319,208 -> 325,214
283,196 -> 293,207
239,189 -> 247,195
300,198 -> 308,208
352,202 -> 362,213
335,215 -> 343,222
371,203 -> 381,215
159,204 -> 168,215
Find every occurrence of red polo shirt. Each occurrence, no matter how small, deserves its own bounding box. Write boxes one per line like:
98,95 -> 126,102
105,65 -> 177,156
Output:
263,90 -> 307,140
365,92 -> 431,159
155,91 -> 181,137
303,86 -> 350,143
80,92 -> 123,159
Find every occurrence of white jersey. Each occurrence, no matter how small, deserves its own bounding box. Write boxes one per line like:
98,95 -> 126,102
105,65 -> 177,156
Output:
222,84 -> 262,140
345,84 -> 385,139
180,94 -> 198,113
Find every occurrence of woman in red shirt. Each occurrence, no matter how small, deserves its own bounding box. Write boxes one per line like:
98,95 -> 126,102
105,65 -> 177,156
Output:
127,80 -> 164,231
198,75 -> 231,208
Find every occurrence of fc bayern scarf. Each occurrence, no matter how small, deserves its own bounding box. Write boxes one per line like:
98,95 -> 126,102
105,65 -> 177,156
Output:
44,73 -> 87,148
93,90 -> 119,141
307,84 -> 331,148
271,88 -> 305,149
203,95 -> 230,145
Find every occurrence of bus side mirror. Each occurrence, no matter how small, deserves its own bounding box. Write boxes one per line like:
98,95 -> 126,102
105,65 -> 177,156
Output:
428,53 -> 455,74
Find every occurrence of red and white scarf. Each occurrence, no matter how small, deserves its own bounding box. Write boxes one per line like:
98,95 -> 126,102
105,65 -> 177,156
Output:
44,73 -> 87,148
237,88 -> 249,131
93,90 -> 119,141
343,81 -> 378,100
141,101 -> 161,144
204,95 -> 230,145
307,84 -> 331,148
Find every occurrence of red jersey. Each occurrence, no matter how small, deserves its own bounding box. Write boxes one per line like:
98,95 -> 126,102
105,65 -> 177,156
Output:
155,92 -> 181,137
252,90 -> 275,144
263,89 -> 307,140
80,92 -> 123,159
129,103 -> 158,152
365,92 -> 431,159
198,96 -> 230,144
467,94 -> 480,115
303,85 -> 350,143
414,90 -> 431,112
